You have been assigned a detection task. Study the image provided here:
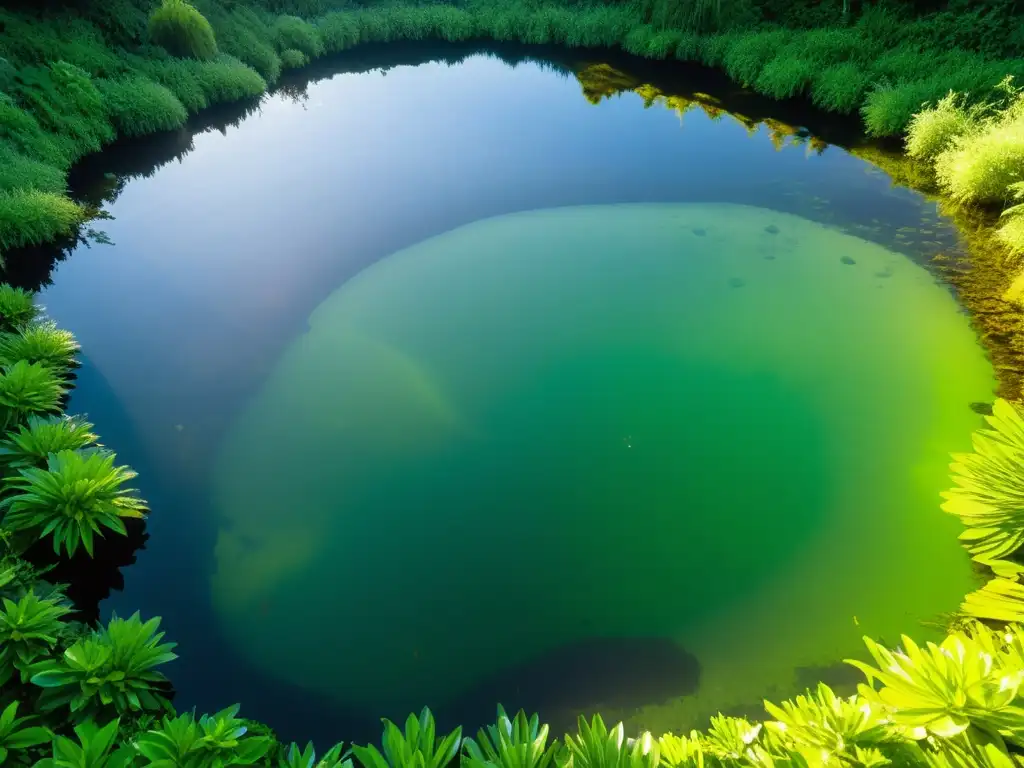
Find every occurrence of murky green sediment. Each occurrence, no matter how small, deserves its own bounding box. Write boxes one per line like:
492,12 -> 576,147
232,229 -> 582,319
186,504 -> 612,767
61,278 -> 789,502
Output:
212,203 -> 992,723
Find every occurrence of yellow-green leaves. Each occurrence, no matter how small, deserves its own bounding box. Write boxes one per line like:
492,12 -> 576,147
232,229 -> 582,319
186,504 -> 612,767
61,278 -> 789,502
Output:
353,708 -> 462,768
848,628 -> 1024,745
943,399 -> 1024,564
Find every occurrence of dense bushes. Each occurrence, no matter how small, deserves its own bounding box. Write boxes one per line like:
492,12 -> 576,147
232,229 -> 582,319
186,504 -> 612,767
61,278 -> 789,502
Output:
148,0 -> 219,60
98,76 -> 188,137
0,191 -> 84,253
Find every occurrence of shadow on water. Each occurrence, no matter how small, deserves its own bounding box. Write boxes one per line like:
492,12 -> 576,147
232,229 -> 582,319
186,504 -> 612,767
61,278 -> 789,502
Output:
440,637 -> 701,736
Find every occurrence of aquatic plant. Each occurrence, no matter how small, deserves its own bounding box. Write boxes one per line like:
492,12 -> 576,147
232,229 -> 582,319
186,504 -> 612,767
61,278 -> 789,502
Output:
149,0 -> 219,60
810,62 -> 873,113
847,627 -> 1024,744
755,56 -> 815,100
30,612 -> 176,718
0,361 -> 66,429
906,92 -> 978,161
0,285 -> 39,334
0,143 -> 66,195
0,590 -> 71,685
0,415 -> 98,469
0,449 -> 147,558
0,701 -> 52,764
280,741 -> 350,768
34,718 -> 134,768
942,398 -> 1024,563
0,321 -> 80,374
98,76 -> 189,138
352,708 -> 462,768
700,716 -> 764,763
562,716 -> 659,768
463,707 -> 560,768
656,732 -> 706,768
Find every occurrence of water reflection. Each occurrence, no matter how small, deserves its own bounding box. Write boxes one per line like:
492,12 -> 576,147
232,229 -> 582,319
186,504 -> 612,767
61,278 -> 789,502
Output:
13,42 -> 1003,744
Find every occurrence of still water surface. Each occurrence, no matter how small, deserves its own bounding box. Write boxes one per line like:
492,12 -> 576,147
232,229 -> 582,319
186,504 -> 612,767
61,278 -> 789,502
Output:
36,46 -> 994,742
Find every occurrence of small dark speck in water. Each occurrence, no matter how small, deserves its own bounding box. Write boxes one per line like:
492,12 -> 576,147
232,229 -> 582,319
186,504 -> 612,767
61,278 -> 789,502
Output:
764,225 -> 780,235
970,401 -> 994,416
729,277 -> 746,288
763,254 -> 776,260
692,228 -> 707,237
874,268 -> 893,278
840,256 -> 856,265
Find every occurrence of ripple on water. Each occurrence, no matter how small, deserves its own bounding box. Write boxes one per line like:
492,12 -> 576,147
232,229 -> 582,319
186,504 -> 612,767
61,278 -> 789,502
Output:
211,203 -> 992,724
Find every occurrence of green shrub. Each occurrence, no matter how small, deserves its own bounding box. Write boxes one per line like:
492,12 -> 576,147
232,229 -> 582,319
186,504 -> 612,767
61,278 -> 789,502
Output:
319,12 -> 362,53
135,705 -> 273,766
99,76 -> 188,138
219,28 -> 281,83
0,96 -> 68,169
0,190 -> 84,253
936,114 -> 1024,204
722,29 -> 792,87
352,708 -> 461,768
0,143 -> 65,194
280,49 -> 309,71
135,56 -> 265,114
463,707 -> 559,768
755,56 -> 815,100
697,33 -> 738,68
10,62 -> 114,164
0,590 -> 71,686
0,360 -> 66,429
906,91 -> 977,161
30,612 -> 175,716
862,79 -> 942,137
1,449 -> 146,558
0,321 -> 80,374
0,415 -> 97,470
0,286 -> 39,334
811,62 -> 873,113
273,15 -> 324,59
149,0 -> 218,61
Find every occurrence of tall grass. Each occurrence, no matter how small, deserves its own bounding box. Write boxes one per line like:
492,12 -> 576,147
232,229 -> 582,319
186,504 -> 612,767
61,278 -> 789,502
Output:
98,77 -> 189,138
0,191 -> 85,253
149,0 -> 219,60
905,91 -> 976,161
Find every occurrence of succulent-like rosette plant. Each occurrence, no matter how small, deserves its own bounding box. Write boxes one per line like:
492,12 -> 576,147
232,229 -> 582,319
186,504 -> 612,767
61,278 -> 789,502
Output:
353,708 -> 462,768
463,707 -> 559,768
0,285 -> 40,334
0,360 -> 65,429
0,415 -> 98,469
0,321 -> 80,374
0,449 -> 147,557
0,590 -> 71,685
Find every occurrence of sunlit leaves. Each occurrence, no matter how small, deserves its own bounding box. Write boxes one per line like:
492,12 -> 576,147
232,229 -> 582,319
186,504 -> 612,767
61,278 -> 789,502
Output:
0,415 -> 98,469
0,360 -> 65,430
943,399 -> 1024,563
0,321 -> 80,375
563,715 -> 659,768
353,708 -> 462,768
0,449 -> 147,558
463,707 -> 559,768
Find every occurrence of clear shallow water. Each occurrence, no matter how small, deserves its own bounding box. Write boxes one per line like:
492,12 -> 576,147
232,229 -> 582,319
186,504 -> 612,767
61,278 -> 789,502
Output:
32,47 -> 995,741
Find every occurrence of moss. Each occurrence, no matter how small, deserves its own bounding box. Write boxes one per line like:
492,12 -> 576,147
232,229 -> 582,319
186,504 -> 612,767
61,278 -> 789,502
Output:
149,0 -> 219,61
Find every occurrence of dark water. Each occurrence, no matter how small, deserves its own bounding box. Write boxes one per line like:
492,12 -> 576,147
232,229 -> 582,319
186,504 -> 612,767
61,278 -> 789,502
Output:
26,44 -> 994,744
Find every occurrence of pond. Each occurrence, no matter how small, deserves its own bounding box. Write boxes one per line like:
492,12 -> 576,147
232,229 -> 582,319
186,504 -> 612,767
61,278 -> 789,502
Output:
34,43 -> 994,744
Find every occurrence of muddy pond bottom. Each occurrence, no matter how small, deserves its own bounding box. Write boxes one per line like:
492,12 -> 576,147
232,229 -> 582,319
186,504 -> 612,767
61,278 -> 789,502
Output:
212,202 -> 992,730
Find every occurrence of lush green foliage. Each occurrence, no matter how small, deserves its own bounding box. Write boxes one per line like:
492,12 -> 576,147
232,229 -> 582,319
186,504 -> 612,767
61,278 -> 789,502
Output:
30,612 -> 176,719
273,15 -> 324,58
0,416 -> 98,470
0,285 -> 40,334
0,321 -> 81,374
0,590 -> 71,686
148,0 -> 218,60
36,718 -> 135,768
0,449 -> 147,557
0,190 -> 85,253
0,700 -> 52,764
280,49 -> 310,70
463,707 -> 559,768
999,182 -> 1024,259
0,360 -> 65,429
906,92 -> 977,161
98,76 -> 189,138
353,708 -> 462,768
563,716 -> 658,768
133,705 -> 274,766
